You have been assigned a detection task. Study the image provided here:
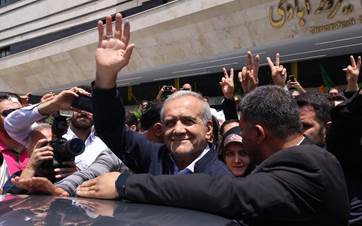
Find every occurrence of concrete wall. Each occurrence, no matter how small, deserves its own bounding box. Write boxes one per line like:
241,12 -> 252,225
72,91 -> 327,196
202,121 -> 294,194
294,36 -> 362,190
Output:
0,0 -> 361,93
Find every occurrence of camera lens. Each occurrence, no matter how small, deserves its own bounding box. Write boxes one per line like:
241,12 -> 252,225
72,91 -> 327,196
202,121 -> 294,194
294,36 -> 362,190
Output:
65,138 -> 85,156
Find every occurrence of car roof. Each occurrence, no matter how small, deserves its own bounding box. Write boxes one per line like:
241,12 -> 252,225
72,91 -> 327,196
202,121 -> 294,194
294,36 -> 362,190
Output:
0,194 -> 236,226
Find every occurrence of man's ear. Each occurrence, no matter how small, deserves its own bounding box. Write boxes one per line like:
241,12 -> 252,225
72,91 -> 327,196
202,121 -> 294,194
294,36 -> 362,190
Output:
129,124 -> 137,132
254,124 -> 266,144
205,120 -> 213,140
153,122 -> 163,137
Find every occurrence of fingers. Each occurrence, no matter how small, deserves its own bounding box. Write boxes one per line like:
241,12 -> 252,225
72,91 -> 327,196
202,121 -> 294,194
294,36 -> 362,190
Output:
122,20 -> 131,47
230,68 -> 234,81
357,56 -> 361,69
222,67 -> 228,79
77,189 -> 98,198
77,179 -> 100,198
123,43 -> 135,63
254,54 -> 260,70
350,55 -> 356,67
247,51 -> 254,70
34,138 -> 50,149
115,13 -> 123,40
105,15 -> 113,38
79,178 -> 98,188
267,57 -> 274,68
97,20 -> 104,47
54,167 -> 77,179
275,53 -> 280,67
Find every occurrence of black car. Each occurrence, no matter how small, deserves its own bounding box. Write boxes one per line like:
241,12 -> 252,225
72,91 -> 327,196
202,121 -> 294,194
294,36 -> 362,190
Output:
0,194 -> 241,226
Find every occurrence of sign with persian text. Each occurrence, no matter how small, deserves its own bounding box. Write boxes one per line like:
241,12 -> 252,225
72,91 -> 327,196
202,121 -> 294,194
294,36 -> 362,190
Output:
268,0 -> 362,33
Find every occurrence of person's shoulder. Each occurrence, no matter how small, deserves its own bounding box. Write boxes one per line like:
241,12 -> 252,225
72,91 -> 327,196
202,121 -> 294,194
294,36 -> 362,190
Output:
263,144 -> 340,172
196,149 -> 233,176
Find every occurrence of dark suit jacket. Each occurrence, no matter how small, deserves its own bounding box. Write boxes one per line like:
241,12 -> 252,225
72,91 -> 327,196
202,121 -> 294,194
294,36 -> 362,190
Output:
122,144 -> 349,226
92,86 -> 231,176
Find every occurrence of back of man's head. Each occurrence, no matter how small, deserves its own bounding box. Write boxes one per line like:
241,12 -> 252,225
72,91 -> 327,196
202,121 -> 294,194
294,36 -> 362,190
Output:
140,102 -> 162,131
239,85 -> 302,139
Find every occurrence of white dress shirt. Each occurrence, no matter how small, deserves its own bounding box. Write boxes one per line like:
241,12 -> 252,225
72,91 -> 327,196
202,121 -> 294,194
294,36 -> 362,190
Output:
4,104 -> 108,170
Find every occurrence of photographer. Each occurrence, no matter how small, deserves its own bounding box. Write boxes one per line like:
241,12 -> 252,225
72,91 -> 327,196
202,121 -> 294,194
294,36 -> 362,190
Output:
4,87 -> 109,174
155,85 -> 177,102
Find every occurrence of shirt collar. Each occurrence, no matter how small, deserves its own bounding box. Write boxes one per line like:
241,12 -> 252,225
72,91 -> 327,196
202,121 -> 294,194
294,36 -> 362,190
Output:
173,145 -> 210,174
63,127 -> 96,144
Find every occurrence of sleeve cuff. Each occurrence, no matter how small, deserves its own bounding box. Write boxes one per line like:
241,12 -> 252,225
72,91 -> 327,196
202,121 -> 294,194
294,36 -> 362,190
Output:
115,170 -> 130,199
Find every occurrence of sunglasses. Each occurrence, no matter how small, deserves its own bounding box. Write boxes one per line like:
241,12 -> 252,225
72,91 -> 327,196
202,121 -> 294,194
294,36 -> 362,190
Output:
1,108 -> 18,117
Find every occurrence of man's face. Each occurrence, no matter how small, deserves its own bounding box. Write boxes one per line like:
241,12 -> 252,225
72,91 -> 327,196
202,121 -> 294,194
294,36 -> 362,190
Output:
0,99 -> 22,132
223,142 -> 250,177
70,111 -> 93,130
299,105 -> 325,145
162,96 -> 211,158
239,114 -> 262,164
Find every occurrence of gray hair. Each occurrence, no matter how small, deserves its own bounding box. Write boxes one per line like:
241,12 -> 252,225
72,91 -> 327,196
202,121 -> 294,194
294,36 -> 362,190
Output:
160,90 -> 212,124
239,85 -> 302,139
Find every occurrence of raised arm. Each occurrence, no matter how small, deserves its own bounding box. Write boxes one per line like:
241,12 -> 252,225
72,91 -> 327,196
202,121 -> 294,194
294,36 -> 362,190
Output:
92,14 -> 158,173
343,55 -> 361,93
220,68 -> 238,120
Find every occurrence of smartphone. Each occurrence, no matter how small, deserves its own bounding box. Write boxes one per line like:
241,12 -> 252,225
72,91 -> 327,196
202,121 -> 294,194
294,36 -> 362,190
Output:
71,95 -> 93,113
289,75 -> 296,82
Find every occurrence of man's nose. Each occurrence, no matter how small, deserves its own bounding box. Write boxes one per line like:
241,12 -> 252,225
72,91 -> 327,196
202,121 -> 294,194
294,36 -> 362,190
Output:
173,120 -> 186,133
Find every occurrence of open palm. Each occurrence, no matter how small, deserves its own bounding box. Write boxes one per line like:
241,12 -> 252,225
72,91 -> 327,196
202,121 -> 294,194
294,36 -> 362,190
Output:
95,13 -> 135,88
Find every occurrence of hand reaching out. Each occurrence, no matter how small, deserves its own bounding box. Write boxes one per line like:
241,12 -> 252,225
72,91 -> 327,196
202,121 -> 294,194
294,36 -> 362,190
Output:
95,13 -> 135,89
267,53 -> 287,87
238,51 -> 260,94
219,68 -> 235,99
11,176 -> 69,196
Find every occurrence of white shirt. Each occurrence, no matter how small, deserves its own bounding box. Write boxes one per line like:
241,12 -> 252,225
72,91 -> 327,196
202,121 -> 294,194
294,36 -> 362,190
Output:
4,104 -> 108,170
173,145 -> 210,174
0,160 -> 10,189
63,127 -> 108,171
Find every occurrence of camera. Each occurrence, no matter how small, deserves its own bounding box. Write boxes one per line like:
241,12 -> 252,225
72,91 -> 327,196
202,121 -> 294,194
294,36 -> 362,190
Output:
163,85 -> 174,97
39,112 -> 85,182
71,95 -> 93,113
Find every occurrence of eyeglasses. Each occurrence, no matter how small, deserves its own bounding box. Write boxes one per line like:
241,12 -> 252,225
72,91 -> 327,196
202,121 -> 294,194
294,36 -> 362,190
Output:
0,108 -> 18,117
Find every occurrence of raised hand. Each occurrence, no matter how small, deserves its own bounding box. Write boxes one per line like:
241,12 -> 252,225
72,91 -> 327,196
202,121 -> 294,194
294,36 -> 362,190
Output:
343,55 -> 361,92
37,87 -> 90,115
219,68 -> 235,99
95,13 -> 135,89
238,51 -> 260,94
267,53 -> 287,87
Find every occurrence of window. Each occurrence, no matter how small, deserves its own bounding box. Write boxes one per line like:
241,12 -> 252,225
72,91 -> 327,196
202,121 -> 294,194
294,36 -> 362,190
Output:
0,46 -> 10,58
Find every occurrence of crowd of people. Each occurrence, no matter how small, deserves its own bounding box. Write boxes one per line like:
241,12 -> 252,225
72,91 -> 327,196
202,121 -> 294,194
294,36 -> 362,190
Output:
0,13 -> 361,225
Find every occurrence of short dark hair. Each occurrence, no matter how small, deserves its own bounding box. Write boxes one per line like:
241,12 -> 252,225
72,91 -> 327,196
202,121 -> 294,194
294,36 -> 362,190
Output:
219,119 -> 239,135
295,92 -> 333,124
0,92 -> 21,103
125,111 -> 138,128
140,102 -> 163,130
239,85 -> 302,139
